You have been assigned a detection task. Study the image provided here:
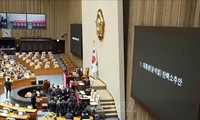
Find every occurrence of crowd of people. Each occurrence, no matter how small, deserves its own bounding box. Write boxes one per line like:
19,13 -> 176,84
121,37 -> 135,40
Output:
47,83 -> 92,119
0,51 -> 34,80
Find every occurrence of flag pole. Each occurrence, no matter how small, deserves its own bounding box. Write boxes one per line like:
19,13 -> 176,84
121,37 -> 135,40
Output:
93,40 -> 97,80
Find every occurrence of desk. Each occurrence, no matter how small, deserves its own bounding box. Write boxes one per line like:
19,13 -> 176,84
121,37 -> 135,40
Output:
11,77 -> 36,90
0,77 -> 36,90
36,98 -> 42,110
16,54 -> 63,75
74,116 -> 94,120
43,116 -> 65,120
71,81 -> 85,90
0,112 -> 29,120
0,103 -> 37,120
43,116 -> 93,120
66,75 -> 80,85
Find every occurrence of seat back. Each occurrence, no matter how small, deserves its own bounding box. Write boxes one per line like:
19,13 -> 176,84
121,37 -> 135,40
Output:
84,68 -> 89,77
95,95 -> 100,104
92,92 -> 97,100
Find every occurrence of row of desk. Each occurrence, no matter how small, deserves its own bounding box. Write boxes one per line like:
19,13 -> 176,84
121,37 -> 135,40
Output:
0,77 -> 36,90
0,103 -> 37,120
43,116 -> 94,120
16,54 -> 63,75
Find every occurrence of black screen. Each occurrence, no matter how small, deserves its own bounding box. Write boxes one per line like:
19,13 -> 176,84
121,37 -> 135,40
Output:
70,24 -> 82,58
132,26 -> 200,120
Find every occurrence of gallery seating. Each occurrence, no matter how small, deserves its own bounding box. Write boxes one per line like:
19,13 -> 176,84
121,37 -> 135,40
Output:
16,52 -> 63,75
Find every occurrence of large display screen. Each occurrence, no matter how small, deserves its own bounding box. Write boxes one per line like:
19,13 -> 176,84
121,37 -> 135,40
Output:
70,24 -> 82,58
27,14 -> 46,29
7,13 -> 27,29
0,13 -> 46,29
132,26 -> 200,120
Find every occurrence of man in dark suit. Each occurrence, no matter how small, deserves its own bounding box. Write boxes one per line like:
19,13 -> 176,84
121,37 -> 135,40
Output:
5,78 -> 12,99
56,97 -> 62,117
84,77 -> 90,87
31,90 -> 37,109
48,98 -> 56,113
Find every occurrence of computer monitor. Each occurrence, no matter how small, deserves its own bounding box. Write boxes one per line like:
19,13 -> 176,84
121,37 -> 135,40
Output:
15,103 -> 19,107
27,105 -> 32,109
2,108 -> 10,114
17,110 -> 25,116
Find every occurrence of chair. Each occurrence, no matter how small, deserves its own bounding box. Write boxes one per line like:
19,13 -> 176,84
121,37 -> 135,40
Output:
43,80 -> 50,94
38,80 -> 43,85
31,80 -> 36,85
90,95 -> 100,108
45,64 -> 50,69
42,97 -> 48,111
81,68 -> 89,80
54,64 -> 59,68
90,92 -> 97,102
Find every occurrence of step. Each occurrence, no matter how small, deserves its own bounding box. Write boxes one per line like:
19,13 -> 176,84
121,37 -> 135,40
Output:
102,105 -> 116,109
103,108 -> 117,113
105,113 -> 118,118
91,86 -> 106,90
100,101 -> 115,105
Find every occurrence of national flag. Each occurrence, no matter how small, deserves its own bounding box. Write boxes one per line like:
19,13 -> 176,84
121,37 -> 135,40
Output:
91,47 -> 97,74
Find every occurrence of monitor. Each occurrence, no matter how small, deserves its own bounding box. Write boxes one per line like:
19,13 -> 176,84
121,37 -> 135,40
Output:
27,105 -> 32,109
132,26 -> 200,120
15,103 -> 19,107
70,24 -> 82,58
7,13 -> 26,29
17,110 -> 25,116
2,108 -> 10,114
27,14 -> 46,29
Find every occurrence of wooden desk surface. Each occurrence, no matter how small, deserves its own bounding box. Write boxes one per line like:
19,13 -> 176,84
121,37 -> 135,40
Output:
43,116 -> 65,120
74,116 -> 93,120
0,103 -> 37,113
43,116 -> 93,120
0,112 -> 29,120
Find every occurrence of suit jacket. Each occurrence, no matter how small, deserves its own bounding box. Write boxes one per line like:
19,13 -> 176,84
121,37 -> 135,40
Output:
48,100 -> 56,113
85,79 -> 90,87
5,81 -> 12,90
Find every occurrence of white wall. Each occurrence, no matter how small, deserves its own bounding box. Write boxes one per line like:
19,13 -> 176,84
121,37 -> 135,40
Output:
82,0 -> 125,119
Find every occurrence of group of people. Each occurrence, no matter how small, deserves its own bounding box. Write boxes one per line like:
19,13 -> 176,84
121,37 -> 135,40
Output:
0,51 -> 33,99
47,83 -> 91,119
0,51 -> 33,80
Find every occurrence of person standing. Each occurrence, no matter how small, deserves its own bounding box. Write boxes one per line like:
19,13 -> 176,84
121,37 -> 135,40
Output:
31,90 -> 37,109
5,78 -> 12,99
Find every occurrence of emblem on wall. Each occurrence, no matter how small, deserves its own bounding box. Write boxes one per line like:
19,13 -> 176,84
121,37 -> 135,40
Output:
96,9 -> 105,41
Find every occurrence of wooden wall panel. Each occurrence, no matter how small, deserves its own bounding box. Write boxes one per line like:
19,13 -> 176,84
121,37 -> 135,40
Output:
66,0 -> 83,67
126,0 -> 200,120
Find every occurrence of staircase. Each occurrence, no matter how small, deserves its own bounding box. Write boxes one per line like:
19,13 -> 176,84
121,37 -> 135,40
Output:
101,100 -> 118,118
90,77 -> 118,118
